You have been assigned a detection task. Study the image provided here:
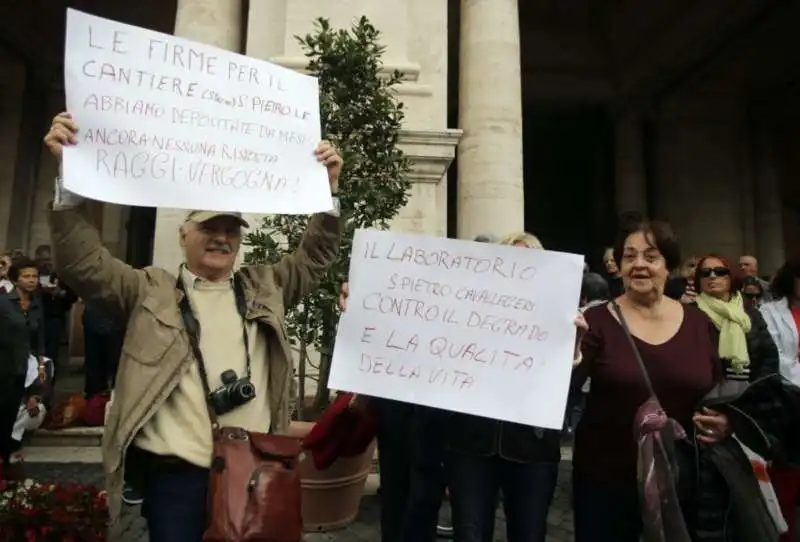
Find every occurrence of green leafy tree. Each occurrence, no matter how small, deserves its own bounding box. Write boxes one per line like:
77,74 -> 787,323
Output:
245,16 -> 411,419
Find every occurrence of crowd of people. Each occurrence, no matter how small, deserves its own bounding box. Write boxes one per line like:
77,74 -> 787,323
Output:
0,111 -> 797,542
341,224 -> 800,542
0,244 -> 125,470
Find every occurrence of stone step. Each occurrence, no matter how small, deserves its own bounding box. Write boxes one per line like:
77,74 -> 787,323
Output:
14,446 -> 102,464
27,426 -> 104,447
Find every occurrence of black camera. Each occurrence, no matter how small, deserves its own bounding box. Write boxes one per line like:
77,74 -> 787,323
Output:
209,370 -> 256,416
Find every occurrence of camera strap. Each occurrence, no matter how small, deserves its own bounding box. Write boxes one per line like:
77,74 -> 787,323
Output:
176,268 -> 252,428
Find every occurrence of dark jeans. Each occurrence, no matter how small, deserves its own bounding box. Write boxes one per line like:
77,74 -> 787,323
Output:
446,451 -> 558,542
139,450 -> 209,542
375,400 -> 446,542
572,472 -> 641,542
83,328 -> 123,397
0,375 -> 26,468
43,317 -> 64,368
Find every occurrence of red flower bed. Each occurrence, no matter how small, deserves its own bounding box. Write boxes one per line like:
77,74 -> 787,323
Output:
0,478 -> 108,541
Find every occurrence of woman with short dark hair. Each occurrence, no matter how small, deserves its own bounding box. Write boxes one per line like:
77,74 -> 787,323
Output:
573,219 -> 729,541
0,258 -> 46,474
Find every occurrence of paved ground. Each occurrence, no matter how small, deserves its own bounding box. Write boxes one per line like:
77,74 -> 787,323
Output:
21,461 -> 575,542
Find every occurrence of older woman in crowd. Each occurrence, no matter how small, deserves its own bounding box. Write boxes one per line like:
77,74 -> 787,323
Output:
573,219 -> 800,542
573,216 -> 800,542
692,253 -> 778,388
759,256 -> 800,542
572,219 -> 727,541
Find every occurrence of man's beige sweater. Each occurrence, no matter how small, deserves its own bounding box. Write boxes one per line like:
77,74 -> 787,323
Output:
134,267 -> 271,467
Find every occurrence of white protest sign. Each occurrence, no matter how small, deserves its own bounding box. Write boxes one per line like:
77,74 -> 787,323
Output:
329,230 -> 585,430
63,8 -> 331,214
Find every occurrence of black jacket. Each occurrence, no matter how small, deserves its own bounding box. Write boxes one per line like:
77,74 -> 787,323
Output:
743,308 -> 779,381
687,374 -> 800,542
0,290 -> 44,377
444,412 -> 561,463
38,274 -> 77,320
82,301 -> 123,335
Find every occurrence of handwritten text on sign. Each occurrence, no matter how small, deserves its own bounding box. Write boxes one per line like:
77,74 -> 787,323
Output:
329,230 -> 584,430
63,9 -> 331,214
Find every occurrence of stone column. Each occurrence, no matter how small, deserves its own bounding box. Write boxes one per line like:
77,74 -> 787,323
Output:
751,122 -> 785,276
457,0 -> 524,240
151,0 -> 242,269
614,114 -> 647,217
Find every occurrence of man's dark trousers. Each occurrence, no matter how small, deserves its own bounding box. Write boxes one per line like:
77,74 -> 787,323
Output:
138,450 -> 209,542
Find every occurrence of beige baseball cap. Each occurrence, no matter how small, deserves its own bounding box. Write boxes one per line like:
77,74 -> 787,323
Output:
185,210 -> 250,228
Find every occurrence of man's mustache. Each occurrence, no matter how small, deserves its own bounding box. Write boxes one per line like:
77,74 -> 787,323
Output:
206,243 -> 232,253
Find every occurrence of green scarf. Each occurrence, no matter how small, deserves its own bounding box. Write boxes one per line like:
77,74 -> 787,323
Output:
696,292 -> 751,373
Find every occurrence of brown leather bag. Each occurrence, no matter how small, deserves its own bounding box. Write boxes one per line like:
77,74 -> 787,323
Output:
42,393 -> 86,430
178,274 -> 303,541
204,427 -> 302,541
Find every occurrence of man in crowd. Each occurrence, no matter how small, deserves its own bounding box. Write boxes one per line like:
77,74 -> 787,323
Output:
0,253 -> 12,293
739,254 -> 772,301
44,112 -> 343,541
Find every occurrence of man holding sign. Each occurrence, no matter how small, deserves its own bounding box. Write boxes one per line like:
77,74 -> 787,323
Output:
44,112 -> 342,541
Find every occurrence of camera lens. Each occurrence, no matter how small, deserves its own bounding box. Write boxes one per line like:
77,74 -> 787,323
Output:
240,382 -> 256,399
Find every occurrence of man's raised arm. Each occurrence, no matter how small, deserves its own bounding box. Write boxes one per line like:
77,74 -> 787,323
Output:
242,140 -> 344,308
44,112 -> 144,317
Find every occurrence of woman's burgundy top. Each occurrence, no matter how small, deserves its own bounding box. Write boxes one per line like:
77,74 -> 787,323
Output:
573,303 -> 721,487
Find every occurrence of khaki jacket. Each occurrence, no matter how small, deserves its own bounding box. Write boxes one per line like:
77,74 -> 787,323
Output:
48,205 -> 341,523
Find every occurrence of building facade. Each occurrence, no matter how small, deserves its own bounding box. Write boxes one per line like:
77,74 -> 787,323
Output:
0,0 -> 797,276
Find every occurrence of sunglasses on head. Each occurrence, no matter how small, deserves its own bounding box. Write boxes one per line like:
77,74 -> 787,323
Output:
700,267 -> 730,279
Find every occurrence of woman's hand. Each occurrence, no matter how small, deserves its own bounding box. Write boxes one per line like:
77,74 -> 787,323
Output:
575,313 -> 588,335
26,397 -> 41,417
37,356 -> 46,383
693,407 -> 730,444
573,313 -> 588,363
348,394 -> 371,414
338,282 -> 349,312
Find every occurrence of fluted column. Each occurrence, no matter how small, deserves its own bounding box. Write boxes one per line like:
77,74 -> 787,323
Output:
151,0 -> 242,270
457,0 -> 523,240
614,114 -> 647,217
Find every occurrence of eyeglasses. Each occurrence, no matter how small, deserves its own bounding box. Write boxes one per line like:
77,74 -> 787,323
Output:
699,267 -> 730,279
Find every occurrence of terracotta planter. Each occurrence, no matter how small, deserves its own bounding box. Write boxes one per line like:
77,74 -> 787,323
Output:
289,420 -> 376,532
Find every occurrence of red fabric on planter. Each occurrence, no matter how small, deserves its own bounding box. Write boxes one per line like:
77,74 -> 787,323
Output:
302,392 -> 377,470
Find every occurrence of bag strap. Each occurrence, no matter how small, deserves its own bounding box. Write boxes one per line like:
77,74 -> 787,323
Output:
610,299 -> 658,399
